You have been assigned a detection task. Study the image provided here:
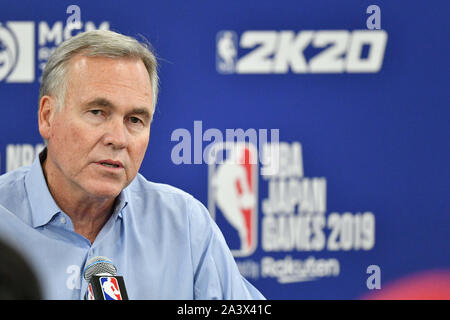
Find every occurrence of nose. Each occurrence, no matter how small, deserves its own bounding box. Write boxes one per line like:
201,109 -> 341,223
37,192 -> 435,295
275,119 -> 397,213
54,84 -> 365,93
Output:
103,117 -> 128,149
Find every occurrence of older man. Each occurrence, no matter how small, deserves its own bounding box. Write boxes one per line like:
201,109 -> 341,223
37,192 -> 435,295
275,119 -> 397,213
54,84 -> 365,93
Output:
0,30 -> 264,300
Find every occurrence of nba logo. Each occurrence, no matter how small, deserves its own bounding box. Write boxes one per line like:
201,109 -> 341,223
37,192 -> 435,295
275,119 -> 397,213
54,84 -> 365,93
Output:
99,277 -> 123,300
208,142 -> 258,257
216,30 -> 237,74
86,283 -> 95,300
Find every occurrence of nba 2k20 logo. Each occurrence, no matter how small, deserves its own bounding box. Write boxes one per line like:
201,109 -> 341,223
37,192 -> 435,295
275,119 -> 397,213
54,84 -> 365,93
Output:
216,29 -> 387,74
208,142 -> 258,257
0,22 -> 34,82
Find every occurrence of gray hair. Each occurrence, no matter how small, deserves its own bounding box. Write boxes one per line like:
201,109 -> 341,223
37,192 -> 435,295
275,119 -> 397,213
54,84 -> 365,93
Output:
39,29 -> 159,115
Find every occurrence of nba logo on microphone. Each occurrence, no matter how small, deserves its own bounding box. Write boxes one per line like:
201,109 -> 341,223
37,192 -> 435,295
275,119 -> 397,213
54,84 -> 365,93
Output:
100,277 -> 123,300
208,142 -> 258,257
86,283 -> 95,300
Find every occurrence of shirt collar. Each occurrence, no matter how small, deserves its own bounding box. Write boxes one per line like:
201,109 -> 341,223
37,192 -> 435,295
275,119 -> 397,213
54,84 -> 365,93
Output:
25,148 -> 129,228
113,187 -> 129,220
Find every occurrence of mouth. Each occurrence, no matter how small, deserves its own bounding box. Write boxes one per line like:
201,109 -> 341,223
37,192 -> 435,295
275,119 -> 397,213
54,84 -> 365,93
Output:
96,159 -> 124,169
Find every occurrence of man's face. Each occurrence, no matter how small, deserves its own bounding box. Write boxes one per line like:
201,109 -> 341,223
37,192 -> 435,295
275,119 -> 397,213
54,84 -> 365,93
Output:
40,55 -> 153,200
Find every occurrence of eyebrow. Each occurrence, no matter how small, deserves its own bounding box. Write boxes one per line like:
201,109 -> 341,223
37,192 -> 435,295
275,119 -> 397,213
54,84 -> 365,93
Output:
85,97 -> 152,122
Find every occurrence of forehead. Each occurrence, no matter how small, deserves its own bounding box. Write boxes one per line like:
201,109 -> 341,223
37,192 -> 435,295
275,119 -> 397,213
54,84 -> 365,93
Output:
65,54 -> 153,110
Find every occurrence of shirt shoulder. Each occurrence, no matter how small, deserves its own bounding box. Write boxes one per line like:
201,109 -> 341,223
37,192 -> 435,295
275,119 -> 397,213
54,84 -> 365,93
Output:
0,166 -> 32,222
0,165 -> 30,189
125,173 -> 210,224
127,173 -> 198,207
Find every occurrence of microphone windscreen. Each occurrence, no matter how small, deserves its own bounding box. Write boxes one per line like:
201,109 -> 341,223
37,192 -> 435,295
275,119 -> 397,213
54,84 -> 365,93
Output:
83,256 -> 117,282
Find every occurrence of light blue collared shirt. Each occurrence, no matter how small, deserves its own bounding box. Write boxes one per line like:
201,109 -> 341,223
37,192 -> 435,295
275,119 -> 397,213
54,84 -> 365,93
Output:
0,150 -> 264,300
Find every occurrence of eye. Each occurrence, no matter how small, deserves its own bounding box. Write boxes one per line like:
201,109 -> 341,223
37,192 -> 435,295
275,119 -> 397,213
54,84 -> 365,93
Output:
128,116 -> 147,128
90,109 -> 103,116
86,109 -> 107,122
129,116 -> 142,124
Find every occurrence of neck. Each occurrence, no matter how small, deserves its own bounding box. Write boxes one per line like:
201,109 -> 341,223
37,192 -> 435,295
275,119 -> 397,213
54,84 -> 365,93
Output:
59,194 -> 115,244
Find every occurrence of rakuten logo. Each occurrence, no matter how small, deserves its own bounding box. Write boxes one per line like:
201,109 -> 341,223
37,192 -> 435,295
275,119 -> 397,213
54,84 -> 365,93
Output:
216,30 -> 387,74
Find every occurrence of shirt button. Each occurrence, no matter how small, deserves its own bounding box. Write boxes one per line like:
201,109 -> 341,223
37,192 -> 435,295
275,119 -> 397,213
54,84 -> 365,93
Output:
60,217 -> 66,224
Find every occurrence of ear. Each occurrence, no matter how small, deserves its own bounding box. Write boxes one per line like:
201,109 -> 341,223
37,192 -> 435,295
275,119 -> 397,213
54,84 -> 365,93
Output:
38,96 -> 57,141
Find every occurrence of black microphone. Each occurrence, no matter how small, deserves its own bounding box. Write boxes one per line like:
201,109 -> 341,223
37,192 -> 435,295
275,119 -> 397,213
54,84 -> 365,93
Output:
83,256 -> 128,300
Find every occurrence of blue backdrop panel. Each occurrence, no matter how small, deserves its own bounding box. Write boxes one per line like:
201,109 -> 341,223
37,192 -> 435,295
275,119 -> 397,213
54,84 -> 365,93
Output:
0,0 -> 448,299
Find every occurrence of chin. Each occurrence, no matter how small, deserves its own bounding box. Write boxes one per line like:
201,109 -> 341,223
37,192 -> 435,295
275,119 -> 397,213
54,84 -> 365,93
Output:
85,183 -> 124,199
